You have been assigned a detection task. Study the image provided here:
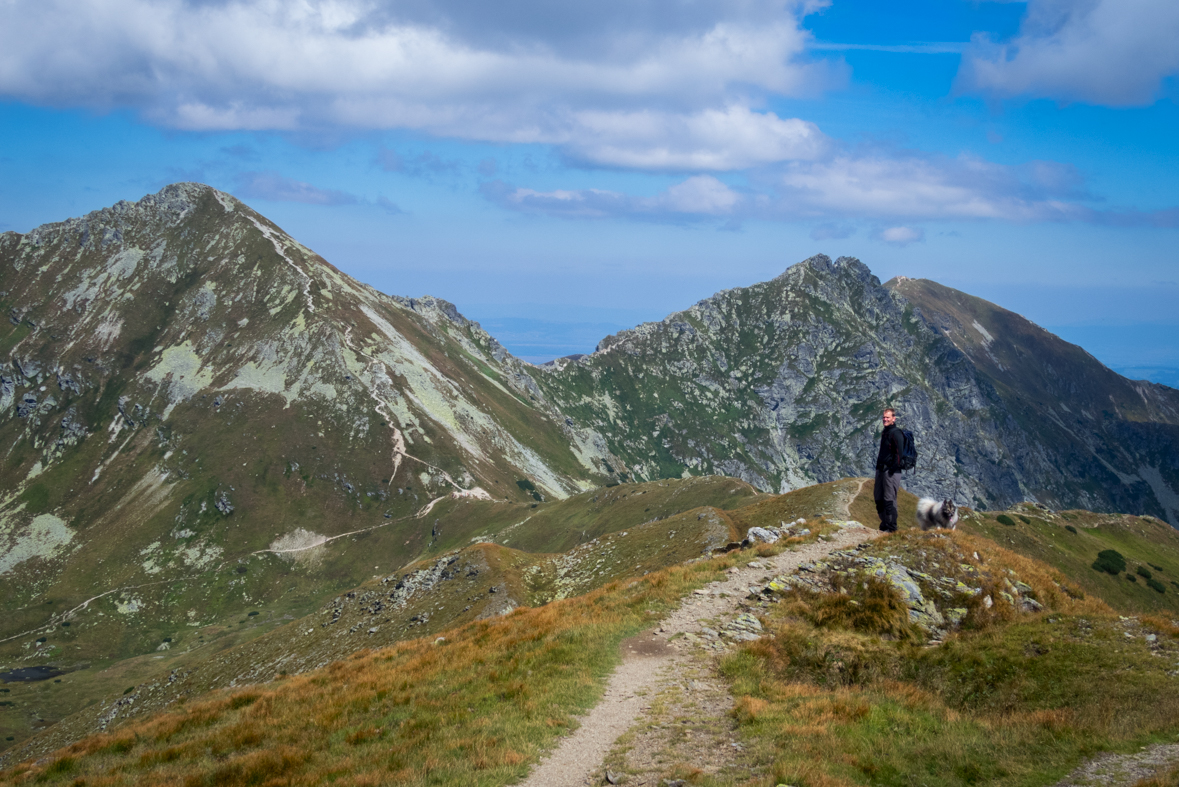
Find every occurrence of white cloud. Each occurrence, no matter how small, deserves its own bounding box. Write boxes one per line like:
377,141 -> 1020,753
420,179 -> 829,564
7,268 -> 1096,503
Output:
484,148 -> 1179,228
565,106 -> 828,170
659,176 -> 741,214
480,175 -> 742,220
0,0 -> 842,170
957,0 -> 1179,106
876,226 -> 924,246
771,153 -> 1089,222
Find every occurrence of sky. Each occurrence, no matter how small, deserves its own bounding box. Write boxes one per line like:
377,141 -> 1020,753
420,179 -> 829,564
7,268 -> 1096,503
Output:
0,0 -> 1177,379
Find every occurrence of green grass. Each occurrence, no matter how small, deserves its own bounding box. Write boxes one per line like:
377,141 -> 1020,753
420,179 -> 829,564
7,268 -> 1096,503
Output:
0,558 -> 738,786
718,536 -> 1179,787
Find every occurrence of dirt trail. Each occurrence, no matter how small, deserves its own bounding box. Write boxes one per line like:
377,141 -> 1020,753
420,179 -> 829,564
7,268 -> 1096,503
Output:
517,520 -> 882,787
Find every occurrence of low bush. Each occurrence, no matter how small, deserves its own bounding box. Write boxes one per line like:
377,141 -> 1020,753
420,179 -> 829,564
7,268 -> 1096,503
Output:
1127,574 -> 1138,583
997,514 -> 1017,527
1092,549 -> 1126,575
1065,525 -> 1078,534
1146,578 -> 1166,594
1137,566 -> 1153,580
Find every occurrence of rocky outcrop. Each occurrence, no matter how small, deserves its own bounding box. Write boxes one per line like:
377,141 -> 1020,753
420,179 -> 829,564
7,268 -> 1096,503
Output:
535,255 -> 1179,524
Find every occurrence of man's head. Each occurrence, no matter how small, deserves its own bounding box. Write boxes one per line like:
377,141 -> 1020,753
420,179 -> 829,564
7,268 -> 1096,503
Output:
882,408 -> 896,426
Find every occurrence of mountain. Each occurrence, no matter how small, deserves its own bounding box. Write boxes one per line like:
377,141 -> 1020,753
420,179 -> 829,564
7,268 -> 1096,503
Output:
889,276 -> 1179,522
532,256 -> 1179,523
3,183 -> 1179,755
0,183 -> 629,682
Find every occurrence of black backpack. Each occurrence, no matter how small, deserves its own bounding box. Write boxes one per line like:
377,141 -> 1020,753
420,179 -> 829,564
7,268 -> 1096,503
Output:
898,428 -> 917,471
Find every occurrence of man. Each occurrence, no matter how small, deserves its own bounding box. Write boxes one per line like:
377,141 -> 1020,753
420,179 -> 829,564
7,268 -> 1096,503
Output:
874,408 -> 904,532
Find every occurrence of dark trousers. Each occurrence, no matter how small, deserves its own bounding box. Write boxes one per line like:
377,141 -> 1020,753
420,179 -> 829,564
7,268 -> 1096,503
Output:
874,468 -> 901,532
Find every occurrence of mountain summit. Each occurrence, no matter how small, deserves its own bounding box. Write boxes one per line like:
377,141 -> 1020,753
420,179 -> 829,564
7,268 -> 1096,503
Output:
532,255 -> 1179,523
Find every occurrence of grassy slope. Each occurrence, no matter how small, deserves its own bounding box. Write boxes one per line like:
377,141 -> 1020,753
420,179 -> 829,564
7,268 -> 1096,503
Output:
4,481 -> 1179,785
0,476 -> 760,755
0,557 -> 746,787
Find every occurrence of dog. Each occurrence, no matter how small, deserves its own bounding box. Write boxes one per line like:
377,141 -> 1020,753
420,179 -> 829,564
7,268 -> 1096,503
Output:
916,497 -> 958,531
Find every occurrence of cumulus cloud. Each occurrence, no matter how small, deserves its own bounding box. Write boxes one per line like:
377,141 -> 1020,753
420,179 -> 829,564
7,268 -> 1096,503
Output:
563,106 -> 827,170
0,0 -> 841,170
875,226 -> 924,246
770,152 -> 1091,222
236,171 -> 358,205
957,0 -> 1179,106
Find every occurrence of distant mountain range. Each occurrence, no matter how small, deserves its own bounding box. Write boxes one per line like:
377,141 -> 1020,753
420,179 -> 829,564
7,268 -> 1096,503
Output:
2,182 -> 1178,691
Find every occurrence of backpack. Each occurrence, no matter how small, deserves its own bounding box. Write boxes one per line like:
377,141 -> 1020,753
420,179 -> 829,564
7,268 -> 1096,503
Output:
898,428 -> 917,471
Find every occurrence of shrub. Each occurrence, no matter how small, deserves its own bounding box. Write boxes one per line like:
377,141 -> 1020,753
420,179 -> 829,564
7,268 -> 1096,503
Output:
1092,549 -> 1126,575
1138,566 -> 1153,580
1065,525 -> 1078,534
1127,574 -> 1138,583
1147,578 -> 1166,594
997,514 -> 1017,527
1018,514 -> 1031,524
1149,563 -> 1163,572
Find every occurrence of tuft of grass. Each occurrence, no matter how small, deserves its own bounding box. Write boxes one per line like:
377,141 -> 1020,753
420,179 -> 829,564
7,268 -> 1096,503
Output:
803,579 -> 916,641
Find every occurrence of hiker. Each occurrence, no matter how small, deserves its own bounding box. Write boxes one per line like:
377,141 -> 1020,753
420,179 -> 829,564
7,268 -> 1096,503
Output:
874,407 -> 904,532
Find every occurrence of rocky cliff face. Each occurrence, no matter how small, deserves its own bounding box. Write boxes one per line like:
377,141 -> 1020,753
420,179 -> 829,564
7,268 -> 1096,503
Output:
889,277 -> 1179,524
533,256 -> 1179,525
0,184 -> 620,672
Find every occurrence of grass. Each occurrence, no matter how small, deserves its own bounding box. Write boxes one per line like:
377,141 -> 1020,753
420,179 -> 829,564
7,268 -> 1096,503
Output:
6,477 -> 1179,785
0,556 -> 739,786
718,530 -> 1179,787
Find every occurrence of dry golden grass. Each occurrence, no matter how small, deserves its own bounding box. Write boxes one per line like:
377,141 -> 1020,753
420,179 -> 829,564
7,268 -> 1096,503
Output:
0,559 -> 733,786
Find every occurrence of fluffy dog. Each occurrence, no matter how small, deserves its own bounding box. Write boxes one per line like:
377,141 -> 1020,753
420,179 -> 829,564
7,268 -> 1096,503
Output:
916,498 -> 958,531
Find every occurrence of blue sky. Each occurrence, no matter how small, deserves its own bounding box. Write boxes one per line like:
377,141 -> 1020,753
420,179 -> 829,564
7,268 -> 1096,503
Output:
1,0 -> 1177,377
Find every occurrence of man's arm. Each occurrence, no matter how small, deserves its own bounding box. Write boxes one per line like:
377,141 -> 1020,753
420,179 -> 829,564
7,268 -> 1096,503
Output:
890,429 -> 904,471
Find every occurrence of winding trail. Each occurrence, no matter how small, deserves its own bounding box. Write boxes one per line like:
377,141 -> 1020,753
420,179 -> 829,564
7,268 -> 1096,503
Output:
517,519 -> 882,787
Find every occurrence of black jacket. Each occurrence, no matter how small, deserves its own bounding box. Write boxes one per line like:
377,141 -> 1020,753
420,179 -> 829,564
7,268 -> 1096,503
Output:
876,424 -> 903,472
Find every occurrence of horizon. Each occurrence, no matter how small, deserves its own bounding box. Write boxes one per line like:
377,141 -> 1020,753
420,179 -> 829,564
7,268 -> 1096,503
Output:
1,0 -> 1176,382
